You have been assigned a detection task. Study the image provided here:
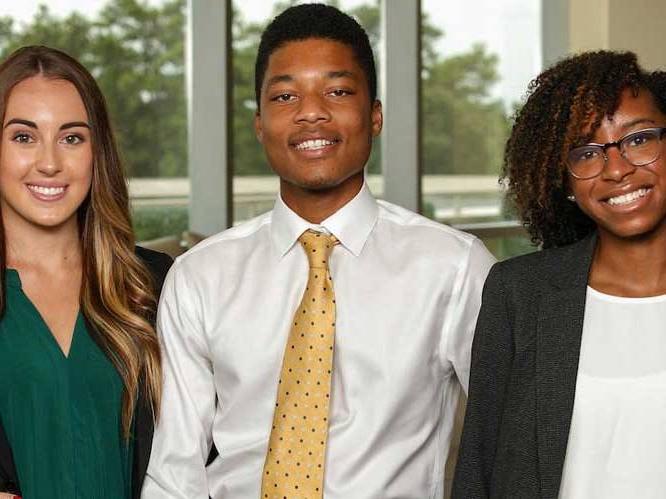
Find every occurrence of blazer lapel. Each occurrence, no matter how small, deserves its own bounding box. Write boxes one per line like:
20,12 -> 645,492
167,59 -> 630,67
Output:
535,234 -> 596,499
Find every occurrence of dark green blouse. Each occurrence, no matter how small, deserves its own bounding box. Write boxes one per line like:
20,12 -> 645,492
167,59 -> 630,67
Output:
0,269 -> 131,499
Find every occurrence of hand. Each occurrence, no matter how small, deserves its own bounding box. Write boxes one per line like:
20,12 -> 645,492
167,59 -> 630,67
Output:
0,494 -> 21,499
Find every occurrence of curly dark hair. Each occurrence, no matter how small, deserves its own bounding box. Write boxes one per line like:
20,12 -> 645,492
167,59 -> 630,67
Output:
254,3 -> 376,110
504,50 -> 666,248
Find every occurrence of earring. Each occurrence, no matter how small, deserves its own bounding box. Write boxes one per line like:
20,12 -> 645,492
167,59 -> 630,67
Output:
567,194 -> 576,202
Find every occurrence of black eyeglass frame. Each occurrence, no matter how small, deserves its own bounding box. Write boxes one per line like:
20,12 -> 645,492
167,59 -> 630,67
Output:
567,126 -> 666,180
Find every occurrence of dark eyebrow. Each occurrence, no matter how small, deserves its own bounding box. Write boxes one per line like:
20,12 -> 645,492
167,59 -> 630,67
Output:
60,121 -> 90,130
620,118 -> 656,131
327,70 -> 355,79
3,118 -> 90,130
265,74 -> 294,89
265,70 -> 356,90
4,118 -> 36,129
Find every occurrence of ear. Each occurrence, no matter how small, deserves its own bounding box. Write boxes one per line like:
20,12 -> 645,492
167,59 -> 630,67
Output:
254,111 -> 263,143
371,99 -> 383,137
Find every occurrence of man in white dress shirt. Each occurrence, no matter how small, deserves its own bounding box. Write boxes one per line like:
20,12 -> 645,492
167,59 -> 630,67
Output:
142,4 -> 495,498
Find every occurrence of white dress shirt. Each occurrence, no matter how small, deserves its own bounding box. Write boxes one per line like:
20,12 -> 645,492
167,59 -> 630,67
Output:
559,287 -> 666,499
142,183 -> 495,499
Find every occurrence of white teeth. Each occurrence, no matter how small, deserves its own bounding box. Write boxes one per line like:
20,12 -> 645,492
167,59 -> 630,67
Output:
28,185 -> 66,196
295,139 -> 335,151
607,188 -> 650,206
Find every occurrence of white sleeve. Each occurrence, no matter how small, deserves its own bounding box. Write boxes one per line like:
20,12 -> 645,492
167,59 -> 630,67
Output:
443,237 -> 496,394
141,259 -> 216,498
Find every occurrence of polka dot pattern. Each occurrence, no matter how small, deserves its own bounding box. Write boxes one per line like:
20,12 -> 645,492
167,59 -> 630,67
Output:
261,230 -> 338,499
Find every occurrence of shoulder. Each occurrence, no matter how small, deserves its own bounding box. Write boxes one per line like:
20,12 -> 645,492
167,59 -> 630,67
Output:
168,211 -> 272,280
135,246 -> 174,270
494,236 -> 591,281
135,246 -> 174,293
486,235 -> 595,308
375,199 -> 495,271
376,199 -> 482,247
186,212 -> 271,255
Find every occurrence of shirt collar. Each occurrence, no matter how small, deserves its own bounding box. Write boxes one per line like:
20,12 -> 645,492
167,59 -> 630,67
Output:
271,182 -> 378,258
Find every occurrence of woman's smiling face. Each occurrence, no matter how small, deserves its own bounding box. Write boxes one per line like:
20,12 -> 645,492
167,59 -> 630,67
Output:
0,75 -> 93,233
569,87 -> 666,241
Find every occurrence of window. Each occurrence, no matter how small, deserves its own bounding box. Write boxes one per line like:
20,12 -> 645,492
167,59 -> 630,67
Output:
0,0 -> 188,242
420,0 -> 541,258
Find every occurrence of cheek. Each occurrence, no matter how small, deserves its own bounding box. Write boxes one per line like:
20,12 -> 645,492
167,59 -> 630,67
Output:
0,147 -> 33,179
570,178 -> 595,200
568,182 -> 601,221
258,124 -> 286,156
258,109 -> 288,139
345,115 -> 373,150
82,166 -> 93,192
344,110 -> 369,133
72,147 -> 94,183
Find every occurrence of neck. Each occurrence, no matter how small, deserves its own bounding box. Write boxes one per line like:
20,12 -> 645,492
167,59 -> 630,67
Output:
280,174 -> 363,223
590,227 -> 666,297
3,217 -> 82,272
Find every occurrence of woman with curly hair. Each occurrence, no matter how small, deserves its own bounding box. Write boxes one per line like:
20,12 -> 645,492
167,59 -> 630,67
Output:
452,51 -> 666,499
0,46 -> 171,499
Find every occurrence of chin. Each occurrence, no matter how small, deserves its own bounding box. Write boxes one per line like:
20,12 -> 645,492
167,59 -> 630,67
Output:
298,170 -> 364,192
297,178 -> 343,192
602,220 -> 664,240
27,212 -> 79,230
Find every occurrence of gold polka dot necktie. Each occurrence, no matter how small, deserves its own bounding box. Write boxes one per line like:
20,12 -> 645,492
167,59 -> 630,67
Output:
261,230 -> 338,499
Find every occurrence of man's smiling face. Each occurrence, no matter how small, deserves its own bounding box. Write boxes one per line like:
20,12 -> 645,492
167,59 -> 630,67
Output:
255,37 -> 382,207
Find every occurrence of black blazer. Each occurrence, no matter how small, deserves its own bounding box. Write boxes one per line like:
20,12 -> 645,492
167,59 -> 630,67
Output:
0,246 -> 172,499
452,234 -> 596,499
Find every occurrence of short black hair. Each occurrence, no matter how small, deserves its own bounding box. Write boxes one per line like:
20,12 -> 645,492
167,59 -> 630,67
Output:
254,3 -> 377,109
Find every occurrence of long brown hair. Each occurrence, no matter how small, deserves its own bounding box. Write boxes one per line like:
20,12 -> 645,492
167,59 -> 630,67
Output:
0,46 -> 161,436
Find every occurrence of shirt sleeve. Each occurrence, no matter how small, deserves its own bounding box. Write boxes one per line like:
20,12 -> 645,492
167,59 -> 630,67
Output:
452,262 -> 512,498
443,237 -> 496,394
141,259 -> 216,499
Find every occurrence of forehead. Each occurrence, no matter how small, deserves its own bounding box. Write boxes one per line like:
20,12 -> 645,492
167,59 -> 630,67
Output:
263,38 -> 364,84
575,87 -> 663,142
5,76 -> 88,121
604,87 -> 663,124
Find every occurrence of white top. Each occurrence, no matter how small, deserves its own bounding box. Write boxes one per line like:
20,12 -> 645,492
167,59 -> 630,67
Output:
559,286 -> 666,499
141,183 -> 495,499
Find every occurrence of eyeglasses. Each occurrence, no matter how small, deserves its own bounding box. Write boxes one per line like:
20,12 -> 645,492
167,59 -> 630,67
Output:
567,127 -> 666,179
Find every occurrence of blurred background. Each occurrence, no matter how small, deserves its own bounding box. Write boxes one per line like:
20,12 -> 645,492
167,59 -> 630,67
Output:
3,2 -> 664,496
0,0 -> 666,259
1,0 -> 663,262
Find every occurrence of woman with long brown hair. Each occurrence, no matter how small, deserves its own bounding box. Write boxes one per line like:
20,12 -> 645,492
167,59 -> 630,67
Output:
0,46 -> 171,499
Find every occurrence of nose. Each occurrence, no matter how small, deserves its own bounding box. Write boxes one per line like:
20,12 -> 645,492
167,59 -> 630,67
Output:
294,93 -> 331,125
600,145 -> 636,182
35,142 -> 63,176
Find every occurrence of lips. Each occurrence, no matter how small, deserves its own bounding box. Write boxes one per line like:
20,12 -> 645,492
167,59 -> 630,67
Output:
605,187 -> 651,206
26,183 -> 67,201
290,133 -> 341,152
295,138 -> 337,151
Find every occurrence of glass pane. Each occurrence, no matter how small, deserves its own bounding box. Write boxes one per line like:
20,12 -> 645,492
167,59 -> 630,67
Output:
231,0 -> 382,225
0,0 -> 188,243
420,0 -> 541,259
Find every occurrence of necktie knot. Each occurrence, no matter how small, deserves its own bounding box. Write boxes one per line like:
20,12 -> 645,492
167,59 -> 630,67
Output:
299,230 -> 337,269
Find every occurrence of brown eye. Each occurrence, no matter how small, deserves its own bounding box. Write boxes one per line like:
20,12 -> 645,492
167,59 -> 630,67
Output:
12,132 -> 32,144
62,134 -> 84,145
272,93 -> 295,103
329,89 -> 351,97
624,130 -> 656,149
